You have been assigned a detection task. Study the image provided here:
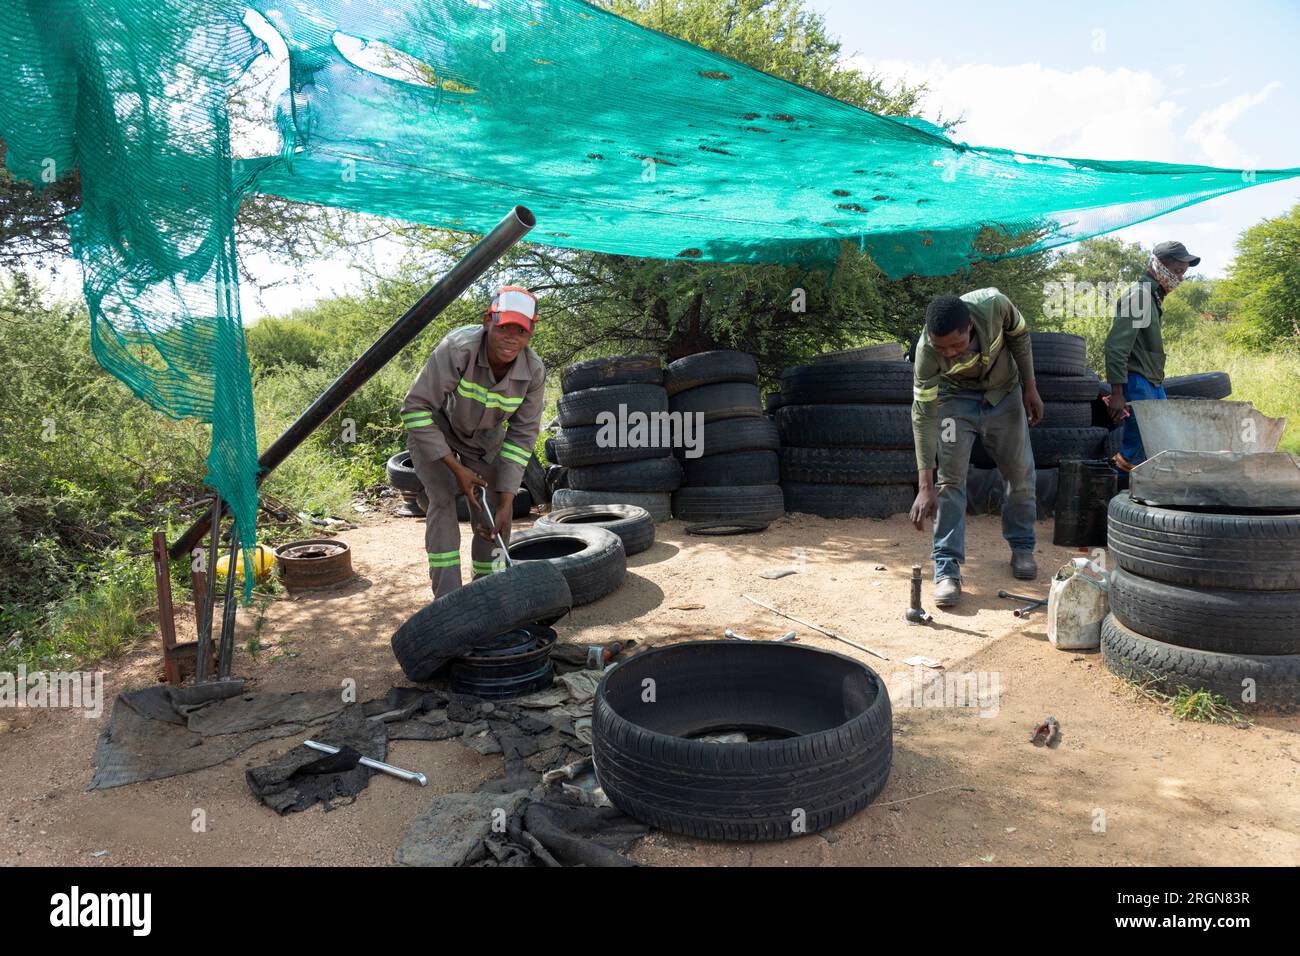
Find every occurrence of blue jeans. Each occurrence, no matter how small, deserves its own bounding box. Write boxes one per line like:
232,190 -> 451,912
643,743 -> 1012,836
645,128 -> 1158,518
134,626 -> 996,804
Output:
1118,371 -> 1166,466
933,385 -> 1037,582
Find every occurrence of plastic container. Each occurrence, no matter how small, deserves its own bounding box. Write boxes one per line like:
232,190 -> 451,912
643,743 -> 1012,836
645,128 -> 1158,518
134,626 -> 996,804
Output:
1046,557 -> 1109,650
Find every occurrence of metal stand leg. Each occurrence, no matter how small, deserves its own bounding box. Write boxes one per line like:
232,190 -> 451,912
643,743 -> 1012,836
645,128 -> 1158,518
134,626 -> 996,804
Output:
194,494 -> 221,684
216,533 -> 240,679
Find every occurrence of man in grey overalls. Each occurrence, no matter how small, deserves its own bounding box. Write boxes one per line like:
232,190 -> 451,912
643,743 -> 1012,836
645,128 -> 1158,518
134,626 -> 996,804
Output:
401,286 -> 545,597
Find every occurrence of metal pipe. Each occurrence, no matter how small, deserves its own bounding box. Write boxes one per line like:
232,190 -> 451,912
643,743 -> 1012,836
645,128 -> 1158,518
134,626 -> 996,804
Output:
194,494 -> 222,683
216,532 -> 241,678
303,740 -> 427,787
170,205 -> 536,560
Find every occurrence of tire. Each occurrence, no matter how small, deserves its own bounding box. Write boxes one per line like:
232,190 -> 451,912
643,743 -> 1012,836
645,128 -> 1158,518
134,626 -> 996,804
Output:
668,382 -> 762,423
391,561 -> 573,681
779,447 -> 915,485
535,504 -> 656,557
523,454 -> 548,505
1030,332 -> 1087,377
776,404 -> 912,449
1041,402 -> 1095,429
1036,374 -> 1103,403
671,485 -> 785,523
1163,372 -> 1231,400
386,451 -> 422,494
781,362 -> 912,405
567,456 -> 683,493
782,481 -> 914,518
552,488 -> 673,523
1029,426 -> 1108,467
592,641 -> 893,840
551,425 -> 668,468
561,355 -> 662,393
543,436 -> 557,463
812,343 -> 905,363
663,350 -> 758,396
1108,496 -> 1300,591
674,415 -> 779,459
557,384 -> 668,428
764,392 -> 784,414
506,525 -> 626,606
682,450 -> 779,487
451,488 -> 533,522
546,463 -> 569,493
1109,568 -> 1300,655
1101,614 -> 1300,714
964,468 -> 1058,519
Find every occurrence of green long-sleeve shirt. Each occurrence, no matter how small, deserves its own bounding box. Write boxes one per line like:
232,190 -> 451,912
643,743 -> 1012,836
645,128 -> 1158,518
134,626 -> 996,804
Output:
911,287 -> 1035,471
1104,274 -> 1166,386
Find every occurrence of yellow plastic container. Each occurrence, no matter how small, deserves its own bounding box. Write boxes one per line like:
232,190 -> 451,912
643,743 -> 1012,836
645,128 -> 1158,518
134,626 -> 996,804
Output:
216,544 -> 276,584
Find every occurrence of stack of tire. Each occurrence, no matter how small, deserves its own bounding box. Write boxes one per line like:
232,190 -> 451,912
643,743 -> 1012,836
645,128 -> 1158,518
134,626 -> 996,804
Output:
547,356 -> 678,522
1102,494 -> 1300,714
777,356 -> 916,518
968,332 -> 1107,517
666,351 -> 784,526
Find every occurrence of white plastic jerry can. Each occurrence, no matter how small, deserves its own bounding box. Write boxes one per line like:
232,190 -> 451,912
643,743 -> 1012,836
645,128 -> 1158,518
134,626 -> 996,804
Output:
1046,557 -> 1109,650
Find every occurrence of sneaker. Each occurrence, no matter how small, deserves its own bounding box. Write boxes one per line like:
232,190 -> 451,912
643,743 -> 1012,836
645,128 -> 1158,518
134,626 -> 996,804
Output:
1011,550 -> 1038,580
934,577 -> 962,607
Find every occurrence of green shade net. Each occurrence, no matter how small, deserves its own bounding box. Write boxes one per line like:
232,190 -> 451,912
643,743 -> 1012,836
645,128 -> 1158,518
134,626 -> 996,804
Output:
3,0 -> 1296,597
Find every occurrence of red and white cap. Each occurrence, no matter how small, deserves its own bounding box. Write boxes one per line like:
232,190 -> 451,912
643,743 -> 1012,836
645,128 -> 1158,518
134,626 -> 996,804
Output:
487,285 -> 537,332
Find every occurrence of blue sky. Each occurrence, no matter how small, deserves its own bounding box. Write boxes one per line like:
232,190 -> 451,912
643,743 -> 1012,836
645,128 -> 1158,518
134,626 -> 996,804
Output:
233,0 -> 1299,317
812,0 -> 1300,277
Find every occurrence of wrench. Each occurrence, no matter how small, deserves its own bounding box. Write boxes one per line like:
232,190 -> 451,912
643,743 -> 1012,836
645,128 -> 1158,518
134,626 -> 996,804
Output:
303,739 -> 428,787
723,628 -> 797,643
477,485 -> 513,568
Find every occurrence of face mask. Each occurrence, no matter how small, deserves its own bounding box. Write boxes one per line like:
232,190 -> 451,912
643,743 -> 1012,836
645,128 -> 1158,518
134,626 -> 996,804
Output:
1150,254 -> 1183,292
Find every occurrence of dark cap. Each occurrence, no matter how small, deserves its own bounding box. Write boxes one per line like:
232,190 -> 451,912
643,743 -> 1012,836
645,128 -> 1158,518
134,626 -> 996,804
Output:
1153,240 -> 1200,267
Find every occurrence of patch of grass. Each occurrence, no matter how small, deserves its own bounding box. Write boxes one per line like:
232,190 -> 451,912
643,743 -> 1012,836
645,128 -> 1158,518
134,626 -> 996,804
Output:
1127,677 -> 1250,726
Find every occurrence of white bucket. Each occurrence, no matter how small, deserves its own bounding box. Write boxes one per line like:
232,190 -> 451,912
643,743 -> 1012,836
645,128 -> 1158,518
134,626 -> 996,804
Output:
1046,557 -> 1109,650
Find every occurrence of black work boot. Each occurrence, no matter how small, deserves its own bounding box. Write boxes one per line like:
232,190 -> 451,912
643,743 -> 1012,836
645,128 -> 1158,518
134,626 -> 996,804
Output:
934,577 -> 962,608
1011,550 -> 1038,580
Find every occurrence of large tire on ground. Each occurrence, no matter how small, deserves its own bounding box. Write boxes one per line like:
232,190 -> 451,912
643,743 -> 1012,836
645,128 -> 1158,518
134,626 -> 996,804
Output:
682,450 -> 779,487
1101,614 -> 1300,714
557,383 -> 668,428
779,447 -> 915,485
391,562 -> 572,681
1029,426 -> 1108,467
551,425 -> 668,468
1163,371 -> 1231,400
567,456 -> 683,493
1108,496 -> 1300,591
561,355 -> 662,394
552,488 -> 673,523
1109,568 -> 1300,656
776,404 -> 912,449
506,525 -> 626,606
1036,373 -> 1103,403
593,641 -> 893,840
812,343 -> 905,363
1041,402 -> 1095,429
781,362 -> 912,405
674,415 -> 779,459
671,484 -> 785,524
386,451 -> 422,494
535,504 -> 656,558
663,350 -> 759,396
668,382 -> 762,423
1030,332 -> 1087,377
782,481 -> 914,518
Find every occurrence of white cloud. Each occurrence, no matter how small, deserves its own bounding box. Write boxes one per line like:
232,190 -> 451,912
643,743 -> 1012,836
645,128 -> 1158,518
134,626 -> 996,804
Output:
1184,81 -> 1282,168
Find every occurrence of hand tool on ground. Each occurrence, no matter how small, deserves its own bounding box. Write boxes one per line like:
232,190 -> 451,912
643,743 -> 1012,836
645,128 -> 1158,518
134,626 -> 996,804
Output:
906,564 -> 933,624
723,628 -> 797,643
477,485 -> 513,568
997,589 -> 1047,617
742,594 -> 889,661
303,739 -> 427,786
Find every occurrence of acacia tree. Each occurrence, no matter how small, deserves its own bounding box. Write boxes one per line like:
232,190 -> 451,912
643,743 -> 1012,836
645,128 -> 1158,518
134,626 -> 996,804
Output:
1217,202 -> 1300,349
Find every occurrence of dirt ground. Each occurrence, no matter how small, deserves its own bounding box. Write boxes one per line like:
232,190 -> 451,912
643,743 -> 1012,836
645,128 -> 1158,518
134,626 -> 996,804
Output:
3,505 -> 1297,867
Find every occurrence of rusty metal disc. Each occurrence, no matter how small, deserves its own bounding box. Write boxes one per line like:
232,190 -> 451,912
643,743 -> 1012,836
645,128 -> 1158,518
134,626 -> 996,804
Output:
275,538 -> 354,592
